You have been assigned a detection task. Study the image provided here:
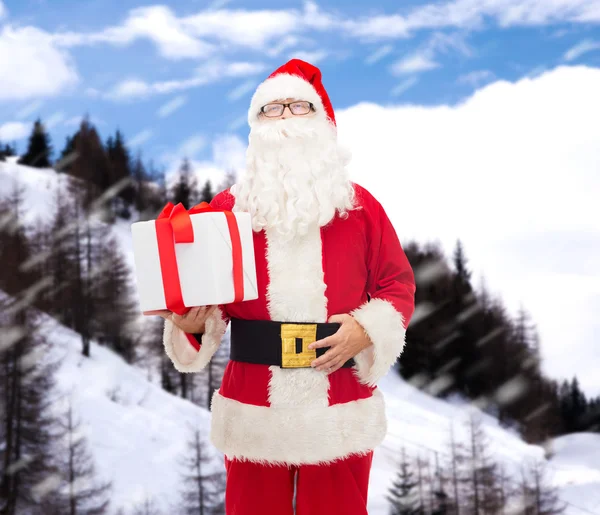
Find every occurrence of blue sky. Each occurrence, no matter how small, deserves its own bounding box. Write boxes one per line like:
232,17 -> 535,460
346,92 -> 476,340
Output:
1,1 -> 600,395
1,0 -> 599,170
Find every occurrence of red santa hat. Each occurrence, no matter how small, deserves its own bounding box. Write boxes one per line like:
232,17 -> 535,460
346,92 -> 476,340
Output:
248,59 -> 336,128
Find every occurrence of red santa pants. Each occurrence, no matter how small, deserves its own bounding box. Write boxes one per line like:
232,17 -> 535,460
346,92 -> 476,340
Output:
224,451 -> 374,515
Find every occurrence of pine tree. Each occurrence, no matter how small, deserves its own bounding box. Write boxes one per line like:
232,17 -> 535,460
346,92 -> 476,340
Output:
387,447 -> 422,515
463,412 -> 502,514
0,192 -> 64,513
106,130 -> 135,216
0,141 -> 11,160
56,134 -> 78,172
206,330 -> 229,411
131,152 -> 152,216
68,118 -> 113,220
452,239 -> 472,307
91,233 -> 138,363
217,169 -> 237,192
199,180 -> 214,204
414,454 -> 429,514
431,452 -> 451,515
48,396 -> 112,514
446,421 -> 467,515
559,377 -> 588,434
176,425 -> 226,515
518,460 -> 565,514
129,496 -> 163,515
171,158 -> 198,209
18,118 -> 53,168
41,184 -> 77,326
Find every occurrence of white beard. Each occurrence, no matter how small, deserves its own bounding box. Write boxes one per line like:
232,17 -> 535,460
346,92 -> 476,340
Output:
231,115 -> 356,241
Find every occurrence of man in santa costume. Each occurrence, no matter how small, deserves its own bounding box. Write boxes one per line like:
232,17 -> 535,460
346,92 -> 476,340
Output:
160,59 -> 416,514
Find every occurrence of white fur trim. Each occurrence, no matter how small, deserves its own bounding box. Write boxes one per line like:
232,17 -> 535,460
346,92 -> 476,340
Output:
350,298 -> 407,387
210,388 -> 387,465
248,73 -> 328,127
264,225 -> 331,408
162,307 -> 227,373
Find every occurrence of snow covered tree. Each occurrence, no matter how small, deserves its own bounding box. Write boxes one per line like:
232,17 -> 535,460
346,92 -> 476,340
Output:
431,452 -> 451,515
129,496 -> 163,515
518,460 -> 565,514
462,412 -> 503,514
49,396 -> 112,514
205,331 -> 229,411
0,296 -> 63,513
387,447 -> 423,514
176,425 -> 225,514
18,118 -> 53,168
445,421 -> 468,514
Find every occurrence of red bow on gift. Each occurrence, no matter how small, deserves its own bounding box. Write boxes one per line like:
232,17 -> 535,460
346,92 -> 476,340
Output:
155,201 -> 245,316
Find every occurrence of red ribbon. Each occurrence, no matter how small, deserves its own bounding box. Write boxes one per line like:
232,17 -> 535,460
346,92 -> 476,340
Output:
155,201 -> 245,316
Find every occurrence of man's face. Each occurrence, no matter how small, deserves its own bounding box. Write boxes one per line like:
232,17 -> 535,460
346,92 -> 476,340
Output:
258,97 -> 317,121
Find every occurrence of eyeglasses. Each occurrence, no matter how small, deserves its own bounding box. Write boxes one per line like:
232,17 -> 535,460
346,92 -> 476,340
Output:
260,101 -> 314,117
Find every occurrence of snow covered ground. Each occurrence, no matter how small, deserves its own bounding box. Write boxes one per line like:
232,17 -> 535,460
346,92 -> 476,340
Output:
10,293 -> 600,514
3,159 -> 600,514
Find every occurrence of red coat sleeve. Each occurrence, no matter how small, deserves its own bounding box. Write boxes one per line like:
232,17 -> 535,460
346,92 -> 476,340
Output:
350,195 -> 416,386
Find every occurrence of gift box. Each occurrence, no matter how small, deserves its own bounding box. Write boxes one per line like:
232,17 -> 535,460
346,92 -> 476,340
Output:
131,201 -> 258,315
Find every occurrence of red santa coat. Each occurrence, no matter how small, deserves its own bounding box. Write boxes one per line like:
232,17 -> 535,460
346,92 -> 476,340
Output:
163,182 -> 416,466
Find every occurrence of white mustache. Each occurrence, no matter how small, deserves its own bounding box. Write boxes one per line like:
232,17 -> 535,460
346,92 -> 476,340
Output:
250,116 -> 327,144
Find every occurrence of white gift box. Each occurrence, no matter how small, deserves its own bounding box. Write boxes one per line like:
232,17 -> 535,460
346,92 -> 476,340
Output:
131,210 -> 258,313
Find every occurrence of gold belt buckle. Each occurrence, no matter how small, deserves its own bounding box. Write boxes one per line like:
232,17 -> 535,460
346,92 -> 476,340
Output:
280,323 -> 318,368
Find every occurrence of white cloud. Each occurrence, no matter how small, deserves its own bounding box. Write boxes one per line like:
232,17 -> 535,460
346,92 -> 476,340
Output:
53,3 -> 332,59
563,39 -> 600,61
227,80 -> 257,102
106,60 -> 266,100
0,25 -> 79,101
179,135 -> 207,158
45,112 -> 65,129
457,69 -> 495,86
129,129 -> 153,146
15,100 -> 44,119
345,0 -> 600,38
390,32 -> 471,76
210,134 -> 246,171
0,121 -> 30,140
335,64 -> 600,394
265,35 -> 301,57
365,45 -> 394,65
227,115 -> 248,131
157,95 -> 188,118
54,6 -> 214,60
390,53 -> 439,75
390,76 -> 419,96
0,2 -> 6,20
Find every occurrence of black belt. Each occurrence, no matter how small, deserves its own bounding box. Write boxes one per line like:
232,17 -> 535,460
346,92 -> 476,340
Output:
230,317 -> 356,369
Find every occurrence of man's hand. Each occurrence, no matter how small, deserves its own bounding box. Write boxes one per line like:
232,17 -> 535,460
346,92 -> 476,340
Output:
308,314 -> 373,374
155,305 -> 218,334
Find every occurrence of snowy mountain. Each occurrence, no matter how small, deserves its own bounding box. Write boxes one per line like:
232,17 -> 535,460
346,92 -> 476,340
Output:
2,158 -> 600,514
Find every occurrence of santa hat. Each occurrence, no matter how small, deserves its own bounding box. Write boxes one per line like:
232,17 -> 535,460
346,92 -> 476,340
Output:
248,59 -> 336,128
